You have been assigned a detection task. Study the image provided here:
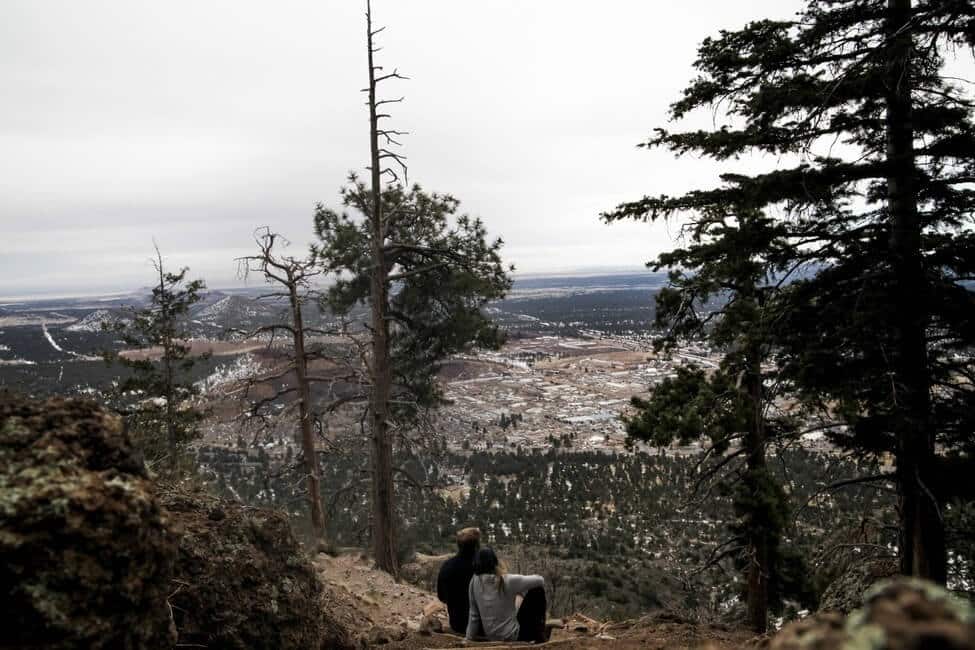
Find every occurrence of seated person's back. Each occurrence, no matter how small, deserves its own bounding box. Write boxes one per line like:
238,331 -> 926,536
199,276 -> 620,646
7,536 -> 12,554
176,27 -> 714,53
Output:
466,547 -> 547,643
437,527 -> 480,634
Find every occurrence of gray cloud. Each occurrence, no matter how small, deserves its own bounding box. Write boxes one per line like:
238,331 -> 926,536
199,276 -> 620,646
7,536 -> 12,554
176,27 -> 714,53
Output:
1,0 -> 803,296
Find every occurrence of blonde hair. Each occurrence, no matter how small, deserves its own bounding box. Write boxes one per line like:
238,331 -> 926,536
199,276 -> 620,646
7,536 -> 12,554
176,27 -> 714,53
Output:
494,560 -> 508,593
456,527 -> 481,554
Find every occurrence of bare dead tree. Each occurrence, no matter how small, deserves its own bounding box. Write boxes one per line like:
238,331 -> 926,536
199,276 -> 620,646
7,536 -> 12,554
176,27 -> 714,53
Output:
236,228 -> 337,541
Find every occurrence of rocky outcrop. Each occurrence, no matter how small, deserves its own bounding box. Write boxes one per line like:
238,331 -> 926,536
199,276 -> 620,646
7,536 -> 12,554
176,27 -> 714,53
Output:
0,393 -> 358,650
0,394 -> 177,649
772,578 -> 975,650
161,486 -> 358,650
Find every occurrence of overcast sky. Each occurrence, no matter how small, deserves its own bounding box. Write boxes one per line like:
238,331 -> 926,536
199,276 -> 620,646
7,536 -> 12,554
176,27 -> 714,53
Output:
0,0 -> 804,297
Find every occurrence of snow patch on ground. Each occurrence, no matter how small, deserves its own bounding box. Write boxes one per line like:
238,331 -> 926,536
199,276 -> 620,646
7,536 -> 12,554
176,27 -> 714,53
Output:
41,322 -> 99,360
197,296 -> 235,320
42,323 -> 65,352
197,354 -> 265,394
195,296 -> 260,324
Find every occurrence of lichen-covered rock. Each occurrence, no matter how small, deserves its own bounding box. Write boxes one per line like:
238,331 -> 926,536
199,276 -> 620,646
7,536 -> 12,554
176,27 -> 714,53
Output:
820,558 -> 899,614
844,579 -> 975,649
0,393 -> 177,649
159,486 -> 357,650
772,577 -> 975,650
770,611 -> 853,650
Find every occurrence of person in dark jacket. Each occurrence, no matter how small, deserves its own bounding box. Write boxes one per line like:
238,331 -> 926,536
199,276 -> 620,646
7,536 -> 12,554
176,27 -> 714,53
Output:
436,527 -> 481,634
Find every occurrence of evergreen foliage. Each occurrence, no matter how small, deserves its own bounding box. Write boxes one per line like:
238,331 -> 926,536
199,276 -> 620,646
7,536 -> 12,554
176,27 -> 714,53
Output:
312,179 -> 511,567
604,0 -> 975,586
198,444 -> 892,619
623,208 -> 803,630
104,248 -> 206,473
314,181 -> 511,419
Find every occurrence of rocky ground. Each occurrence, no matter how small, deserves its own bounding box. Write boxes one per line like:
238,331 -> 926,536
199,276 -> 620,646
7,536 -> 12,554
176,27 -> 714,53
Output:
314,553 -> 450,642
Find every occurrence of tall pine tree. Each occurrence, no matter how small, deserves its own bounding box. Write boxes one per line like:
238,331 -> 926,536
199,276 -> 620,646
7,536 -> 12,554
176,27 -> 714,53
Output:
314,181 -> 510,574
309,1 -> 510,574
605,0 -> 975,584
624,208 -> 802,631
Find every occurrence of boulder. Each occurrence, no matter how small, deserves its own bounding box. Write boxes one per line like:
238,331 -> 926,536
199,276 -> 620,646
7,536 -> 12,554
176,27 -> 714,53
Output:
0,394 -> 177,649
773,577 -> 975,650
769,611 -> 849,650
418,611 -> 443,635
0,393 -> 360,650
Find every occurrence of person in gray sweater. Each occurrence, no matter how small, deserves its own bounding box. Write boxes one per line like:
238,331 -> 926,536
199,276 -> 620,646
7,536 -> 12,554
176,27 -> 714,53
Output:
466,547 -> 548,643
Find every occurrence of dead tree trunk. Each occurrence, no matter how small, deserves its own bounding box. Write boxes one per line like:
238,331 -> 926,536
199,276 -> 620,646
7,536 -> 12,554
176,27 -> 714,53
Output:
884,0 -> 946,584
237,230 -> 328,542
288,269 -> 327,541
365,0 -> 398,575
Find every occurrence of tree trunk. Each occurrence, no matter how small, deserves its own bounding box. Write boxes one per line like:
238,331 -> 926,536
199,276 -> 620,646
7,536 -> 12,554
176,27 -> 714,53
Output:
157,253 -> 178,475
366,0 -> 398,575
884,0 -> 946,584
745,528 -> 770,634
290,275 -> 327,541
744,350 -> 769,633
164,352 -> 177,473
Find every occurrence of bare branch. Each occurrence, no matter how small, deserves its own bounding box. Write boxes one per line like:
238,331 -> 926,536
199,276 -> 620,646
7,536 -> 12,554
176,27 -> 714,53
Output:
375,70 -> 409,83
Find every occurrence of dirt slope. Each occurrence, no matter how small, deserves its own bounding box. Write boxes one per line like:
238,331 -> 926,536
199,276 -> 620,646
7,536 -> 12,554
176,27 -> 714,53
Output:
314,553 -> 448,639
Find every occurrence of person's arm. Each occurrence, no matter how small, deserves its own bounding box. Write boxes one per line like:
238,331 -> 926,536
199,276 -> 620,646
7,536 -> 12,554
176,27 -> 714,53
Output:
436,564 -> 449,603
506,573 -> 545,595
466,578 -> 482,640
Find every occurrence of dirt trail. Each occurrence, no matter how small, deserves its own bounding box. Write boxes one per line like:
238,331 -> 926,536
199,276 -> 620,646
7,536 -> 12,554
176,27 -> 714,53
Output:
314,553 -> 448,632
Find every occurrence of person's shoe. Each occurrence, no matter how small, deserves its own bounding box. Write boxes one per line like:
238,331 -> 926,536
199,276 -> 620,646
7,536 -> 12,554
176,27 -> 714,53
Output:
544,618 -> 564,642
